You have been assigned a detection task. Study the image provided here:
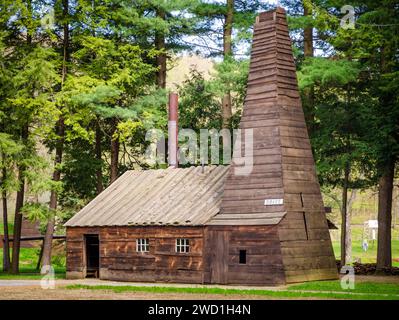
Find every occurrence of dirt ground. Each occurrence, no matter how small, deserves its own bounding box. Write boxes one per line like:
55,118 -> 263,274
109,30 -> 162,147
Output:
0,275 -> 397,300
0,286 -> 287,300
0,279 -> 289,300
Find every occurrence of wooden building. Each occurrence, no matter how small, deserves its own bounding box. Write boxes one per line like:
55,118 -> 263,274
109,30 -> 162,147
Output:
65,8 -> 338,285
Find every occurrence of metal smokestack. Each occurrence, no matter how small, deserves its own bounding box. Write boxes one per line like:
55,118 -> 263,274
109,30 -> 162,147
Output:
168,92 -> 178,168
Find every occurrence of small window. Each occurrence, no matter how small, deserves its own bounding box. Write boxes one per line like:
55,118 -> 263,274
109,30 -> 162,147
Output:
239,250 -> 247,264
136,238 -> 149,252
176,238 -> 190,253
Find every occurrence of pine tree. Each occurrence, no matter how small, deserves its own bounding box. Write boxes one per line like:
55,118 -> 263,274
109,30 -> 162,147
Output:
299,57 -> 375,265
0,134 -> 23,271
0,0 -> 61,273
296,0 -> 399,268
194,0 -> 271,129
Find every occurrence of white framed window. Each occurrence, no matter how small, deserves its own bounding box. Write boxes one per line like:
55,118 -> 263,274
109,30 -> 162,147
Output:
176,238 -> 190,253
136,238 -> 149,252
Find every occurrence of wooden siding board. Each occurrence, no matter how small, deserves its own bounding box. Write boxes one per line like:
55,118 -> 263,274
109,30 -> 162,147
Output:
205,225 -> 286,285
66,226 -> 207,283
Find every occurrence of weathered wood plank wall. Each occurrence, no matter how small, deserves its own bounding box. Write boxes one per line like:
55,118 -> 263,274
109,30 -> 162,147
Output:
67,225 -> 287,285
204,226 -> 286,285
66,226 -> 205,283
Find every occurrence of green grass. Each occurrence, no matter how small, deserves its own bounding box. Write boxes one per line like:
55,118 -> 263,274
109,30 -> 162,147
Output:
0,248 -> 66,279
0,267 -> 65,279
332,240 -> 399,267
0,223 -> 13,235
288,280 -> 399,294
66,284 -> 399,300
0,248 -> 41,269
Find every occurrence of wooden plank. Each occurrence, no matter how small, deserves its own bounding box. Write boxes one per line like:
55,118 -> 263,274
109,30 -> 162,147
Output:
241,112 -> 280,123
209,217 -> 283,225
282,170 -> 317,182
278,228 -> 307,241
230,230 -> 281,242
229,254 -> 283,266
283,156 -> 315,165
284,268 -> 338,283
229,155 -> 282,167
101,268 -> 205,284
282,256 -> 337,271
240,118 -> 306,129
281,246 -> 334,258
208,230 -> 228,284
280,137 -> 311,149
281,147 -> 314,158
228,246 -> 282,255
283,181 -> 321,194
224,182 -> 283,191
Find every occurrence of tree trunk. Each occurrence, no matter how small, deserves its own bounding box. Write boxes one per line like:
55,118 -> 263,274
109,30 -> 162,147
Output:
41,117 -> 65,270
11,173 -> 24,275
41,0 -> 68,272
11,125 -> 28,274
36,240 -> 44,271
340,162 -> 351,266
11,171 -> 24,274
303,2 -> 314,58
223,0 -> 233,57
222,94 -> 232,129
110,120 -> 119,184
155,8 -> 166,89
302,1 -> 315,135
2,166 -> 10,272
95,122 -> 103,194
376,160 -> 395,270
221,0 -> 234,130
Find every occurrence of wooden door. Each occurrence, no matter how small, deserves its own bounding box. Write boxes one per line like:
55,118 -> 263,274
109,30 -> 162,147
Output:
209,230 -> 229,284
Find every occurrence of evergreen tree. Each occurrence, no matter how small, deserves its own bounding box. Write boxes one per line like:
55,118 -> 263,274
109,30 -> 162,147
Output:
192,1 -> 270,130
297,0 -> 399,268
299,57 -> 375,265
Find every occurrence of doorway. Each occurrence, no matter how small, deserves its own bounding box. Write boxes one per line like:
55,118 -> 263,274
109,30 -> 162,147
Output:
209,230 -> 228,284
85,234 -> 99,278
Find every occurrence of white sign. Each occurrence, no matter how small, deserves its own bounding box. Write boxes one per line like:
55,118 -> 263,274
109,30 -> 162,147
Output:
264,198 -> 283,206
367,220 -> 378,229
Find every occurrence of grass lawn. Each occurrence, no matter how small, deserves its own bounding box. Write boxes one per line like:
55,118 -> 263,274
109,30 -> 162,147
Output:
0,268 -> 66,279
66,281 -> 399,300
0,247 -> 41,269
332,240 -> 399,267
0,223 -> 13,235
0,248 -> 65,279
288,280 -> 399,294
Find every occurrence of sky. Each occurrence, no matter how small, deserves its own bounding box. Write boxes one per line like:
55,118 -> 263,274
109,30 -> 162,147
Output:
181,0 -> 280,60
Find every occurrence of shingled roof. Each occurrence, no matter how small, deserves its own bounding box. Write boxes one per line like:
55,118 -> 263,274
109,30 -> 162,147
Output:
64,166 -> 231,227
64,164 -> 288,227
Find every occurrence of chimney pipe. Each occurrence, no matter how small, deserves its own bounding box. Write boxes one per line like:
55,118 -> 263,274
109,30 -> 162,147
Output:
168,92 -> 178,168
